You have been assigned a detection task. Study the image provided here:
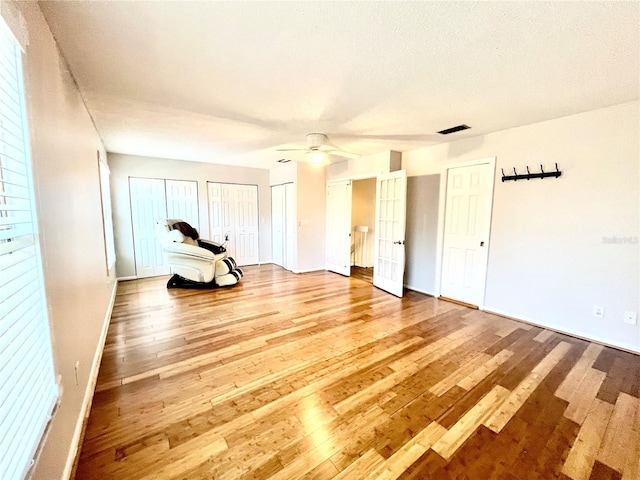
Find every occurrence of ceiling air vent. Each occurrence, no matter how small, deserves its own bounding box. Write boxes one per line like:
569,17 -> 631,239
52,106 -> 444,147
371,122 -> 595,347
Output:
277,158 -> 291,163
437,124 -> 471,135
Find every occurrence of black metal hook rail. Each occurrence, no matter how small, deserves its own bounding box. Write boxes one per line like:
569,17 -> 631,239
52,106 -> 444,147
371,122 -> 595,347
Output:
501,163 -> 562,182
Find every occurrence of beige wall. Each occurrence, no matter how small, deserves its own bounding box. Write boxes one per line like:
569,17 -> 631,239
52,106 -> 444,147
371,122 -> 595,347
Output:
12,2 -> 118,478
403,101 -> 640,352
108,153 -> 272,278
295,162 -> 326,272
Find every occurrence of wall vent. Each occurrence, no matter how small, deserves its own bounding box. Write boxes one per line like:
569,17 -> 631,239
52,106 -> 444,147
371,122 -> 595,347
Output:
437,124 -> 471,135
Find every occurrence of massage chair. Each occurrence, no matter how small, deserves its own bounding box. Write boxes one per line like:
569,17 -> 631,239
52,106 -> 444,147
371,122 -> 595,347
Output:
155,219 -> 243,289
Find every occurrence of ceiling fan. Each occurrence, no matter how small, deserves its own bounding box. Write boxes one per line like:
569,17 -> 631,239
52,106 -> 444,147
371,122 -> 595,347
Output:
276,133 -> 360,163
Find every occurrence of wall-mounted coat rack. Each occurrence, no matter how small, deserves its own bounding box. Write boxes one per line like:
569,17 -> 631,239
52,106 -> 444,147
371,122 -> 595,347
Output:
501,163 -> 562,182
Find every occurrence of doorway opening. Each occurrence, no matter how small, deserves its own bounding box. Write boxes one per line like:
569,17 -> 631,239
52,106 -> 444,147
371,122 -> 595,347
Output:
350,177 -> 375,283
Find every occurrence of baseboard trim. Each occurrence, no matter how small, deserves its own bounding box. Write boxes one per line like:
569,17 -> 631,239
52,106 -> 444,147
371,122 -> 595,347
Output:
440,296 -> 479,310
483,307 -> 640,355
404,284 -> 436,297
293,267 -> 326,274
63,279 -> 118,479
116,275 -> 137,281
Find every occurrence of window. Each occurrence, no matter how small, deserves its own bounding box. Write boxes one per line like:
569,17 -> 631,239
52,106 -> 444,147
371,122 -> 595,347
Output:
0,15 -> 59,480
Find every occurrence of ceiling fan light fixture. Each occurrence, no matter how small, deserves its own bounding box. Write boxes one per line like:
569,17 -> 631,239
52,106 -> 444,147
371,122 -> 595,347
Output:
306,133 -> 328,148
311,151 -> 326,164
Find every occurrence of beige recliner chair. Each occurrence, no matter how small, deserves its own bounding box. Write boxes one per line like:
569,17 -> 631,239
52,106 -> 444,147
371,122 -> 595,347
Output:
156,219 -> 243,288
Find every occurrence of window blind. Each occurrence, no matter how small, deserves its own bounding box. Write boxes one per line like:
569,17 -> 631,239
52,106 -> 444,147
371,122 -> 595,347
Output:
0,17 -> 59,480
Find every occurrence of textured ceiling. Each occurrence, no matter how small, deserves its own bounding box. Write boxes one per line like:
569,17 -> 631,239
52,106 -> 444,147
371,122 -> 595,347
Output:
39,1 -> 639,169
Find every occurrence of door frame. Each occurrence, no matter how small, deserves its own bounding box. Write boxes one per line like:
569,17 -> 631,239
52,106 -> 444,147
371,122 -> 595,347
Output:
435,157 -> 496,309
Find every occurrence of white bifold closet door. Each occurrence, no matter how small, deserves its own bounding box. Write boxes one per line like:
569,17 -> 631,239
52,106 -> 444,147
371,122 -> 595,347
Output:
271,183 -> 296,271
129,177 -> 199,278
208,182 -> 260,266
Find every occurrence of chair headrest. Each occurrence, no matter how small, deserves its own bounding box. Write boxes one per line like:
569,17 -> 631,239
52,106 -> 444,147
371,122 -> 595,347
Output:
156,219 -> 185,244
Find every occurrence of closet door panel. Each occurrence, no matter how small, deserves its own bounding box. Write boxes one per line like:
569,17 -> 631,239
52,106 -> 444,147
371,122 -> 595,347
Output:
165,180 -> 199,229
208,182 -> 259,266
271,185 -> 285,267
234,184 -> 259,266
129,177 -> 169,278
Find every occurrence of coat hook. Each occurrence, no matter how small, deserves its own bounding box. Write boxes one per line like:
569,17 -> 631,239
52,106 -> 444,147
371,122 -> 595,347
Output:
540,164 -> 544,174
526,166 -> 531,179
555,163 -> 559,172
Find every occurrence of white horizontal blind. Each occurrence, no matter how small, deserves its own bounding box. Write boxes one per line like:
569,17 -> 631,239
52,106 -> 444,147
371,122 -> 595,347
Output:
0,17 -> 59,480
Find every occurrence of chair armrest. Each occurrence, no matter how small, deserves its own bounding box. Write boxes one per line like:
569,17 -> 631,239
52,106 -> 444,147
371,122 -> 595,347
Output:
199,239 -> 224,249
162,243 -> 215,260
197,238 -> 227,256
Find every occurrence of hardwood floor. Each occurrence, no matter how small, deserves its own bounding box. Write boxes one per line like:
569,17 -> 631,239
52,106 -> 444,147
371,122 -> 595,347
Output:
75,265 -> 640,480
351,266 -> 373,283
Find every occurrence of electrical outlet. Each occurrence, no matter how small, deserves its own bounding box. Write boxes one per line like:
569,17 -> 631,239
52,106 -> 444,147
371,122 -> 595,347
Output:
593,306 -> 605,318
624,311 -> 637,325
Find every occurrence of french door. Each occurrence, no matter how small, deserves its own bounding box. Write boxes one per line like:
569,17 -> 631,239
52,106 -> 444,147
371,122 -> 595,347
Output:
372,170 -> 407,297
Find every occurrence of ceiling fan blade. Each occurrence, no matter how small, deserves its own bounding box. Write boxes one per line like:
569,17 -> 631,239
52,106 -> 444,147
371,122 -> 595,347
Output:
275,147 -> 308,152
327,149 -> 360,159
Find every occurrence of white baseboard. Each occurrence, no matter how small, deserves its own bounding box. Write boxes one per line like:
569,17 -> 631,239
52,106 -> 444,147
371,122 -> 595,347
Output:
116,275 -> 137,281
293,267 -> 325,274
62,279 -> 118,479
404,284 -> 436,297
483,306 -> 640,355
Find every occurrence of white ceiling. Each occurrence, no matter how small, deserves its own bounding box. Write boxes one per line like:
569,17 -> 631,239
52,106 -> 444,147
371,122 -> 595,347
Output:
39,1 -> 639,170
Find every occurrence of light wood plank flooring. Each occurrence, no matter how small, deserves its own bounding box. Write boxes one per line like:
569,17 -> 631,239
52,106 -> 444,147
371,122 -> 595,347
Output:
75,265 -> 640,480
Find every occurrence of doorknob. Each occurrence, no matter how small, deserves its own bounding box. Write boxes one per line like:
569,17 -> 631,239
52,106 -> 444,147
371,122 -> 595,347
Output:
480,241 -> 485,247
393,240 -> 405,245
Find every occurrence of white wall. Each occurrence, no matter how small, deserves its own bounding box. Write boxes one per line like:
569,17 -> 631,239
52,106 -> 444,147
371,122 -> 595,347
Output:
11,2 -> 118,478
405,175 -> 440,294
403,101 -> 640,352
295,162 -> 326,272
270,161 -> 297,186
327,150 -> 400,181
108,153 -> 272,277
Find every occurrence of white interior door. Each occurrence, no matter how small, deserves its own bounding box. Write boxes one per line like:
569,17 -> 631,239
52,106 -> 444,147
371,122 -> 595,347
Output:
208,182 -> 260,267
325,180 -> 352,276
165,180 -> 199,229
271,183 -> 296,270
440,161 -> 495,307
234,184 -> 260,265
271,184 -> 285,267
373,170 -> 407,297
208,182 -> 234,245
285,183 -> 296,270
129,177 -> 169,278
